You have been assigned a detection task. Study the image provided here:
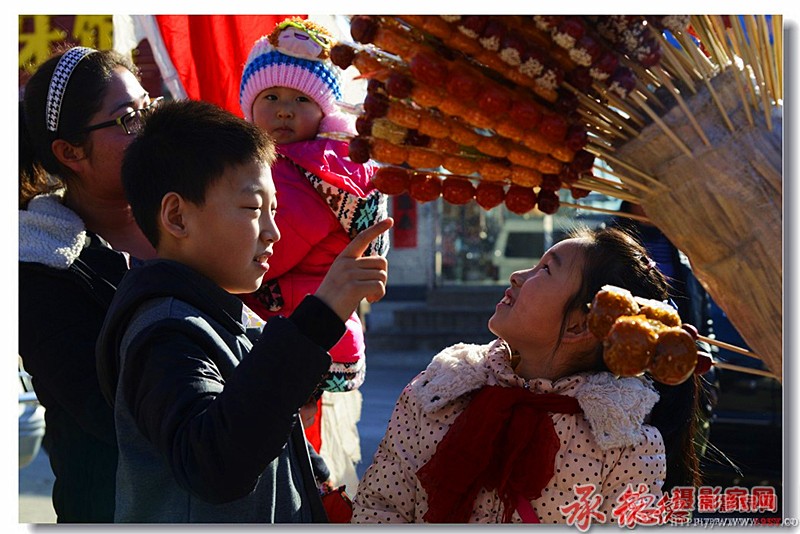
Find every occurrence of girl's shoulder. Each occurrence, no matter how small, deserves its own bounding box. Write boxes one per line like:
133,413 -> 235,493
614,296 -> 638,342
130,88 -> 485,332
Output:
409,341 -> 500,413
573,372 -> 661,451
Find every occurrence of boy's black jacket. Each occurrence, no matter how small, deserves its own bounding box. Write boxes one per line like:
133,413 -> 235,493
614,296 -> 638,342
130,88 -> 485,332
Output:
95,259 -> 340,515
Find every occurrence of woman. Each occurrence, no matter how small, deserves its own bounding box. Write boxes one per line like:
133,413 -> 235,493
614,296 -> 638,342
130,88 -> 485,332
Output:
19,45 -> 159,522
352,226 -> 701,524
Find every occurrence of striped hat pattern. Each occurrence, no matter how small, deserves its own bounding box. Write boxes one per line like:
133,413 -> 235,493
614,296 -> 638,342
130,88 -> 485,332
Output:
239,19 -> 354,134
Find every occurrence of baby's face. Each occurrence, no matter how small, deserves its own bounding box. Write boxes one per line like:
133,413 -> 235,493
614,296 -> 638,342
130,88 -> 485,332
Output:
251,86 -> 324,144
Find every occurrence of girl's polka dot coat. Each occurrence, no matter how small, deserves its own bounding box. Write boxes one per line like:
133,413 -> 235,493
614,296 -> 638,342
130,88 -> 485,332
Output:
352,339 -> 666,524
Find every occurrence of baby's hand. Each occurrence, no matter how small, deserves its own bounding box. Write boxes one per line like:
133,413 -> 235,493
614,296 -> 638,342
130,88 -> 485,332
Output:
315,218 -> 393,322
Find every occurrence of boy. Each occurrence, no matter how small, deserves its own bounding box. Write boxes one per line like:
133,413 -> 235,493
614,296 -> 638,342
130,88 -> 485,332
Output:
95,99 -> 392,523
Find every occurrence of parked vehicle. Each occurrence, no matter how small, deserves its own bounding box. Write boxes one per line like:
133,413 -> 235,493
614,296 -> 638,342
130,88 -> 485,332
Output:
19,359 -> 45,469
491,218 -> 548,281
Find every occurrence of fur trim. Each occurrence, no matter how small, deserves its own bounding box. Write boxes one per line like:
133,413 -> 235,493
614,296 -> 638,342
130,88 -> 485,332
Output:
413,341 -> 660,451
412,343 -> 491,413
574,373 -> 660,450
19,192 -> 86,269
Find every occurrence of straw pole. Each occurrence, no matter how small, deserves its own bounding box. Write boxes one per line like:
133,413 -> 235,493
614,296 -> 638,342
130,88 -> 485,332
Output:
629,91 -> 695,158
651,65 -> 711,146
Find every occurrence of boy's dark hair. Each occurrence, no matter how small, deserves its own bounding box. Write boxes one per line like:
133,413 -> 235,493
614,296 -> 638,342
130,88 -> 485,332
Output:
20,47 -> 138,207
122,99 -> 276,247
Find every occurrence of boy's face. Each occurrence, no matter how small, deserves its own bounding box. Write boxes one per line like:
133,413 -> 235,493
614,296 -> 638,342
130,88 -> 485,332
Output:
178,161 -> 280,294
251,86 -> 324,144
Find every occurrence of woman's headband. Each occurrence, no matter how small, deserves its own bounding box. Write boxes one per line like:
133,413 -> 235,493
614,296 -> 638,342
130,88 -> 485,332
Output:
45,46 -> 97,133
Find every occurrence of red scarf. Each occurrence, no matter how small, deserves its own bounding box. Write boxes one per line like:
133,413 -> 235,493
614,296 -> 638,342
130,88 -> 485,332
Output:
416,385 -> 583,523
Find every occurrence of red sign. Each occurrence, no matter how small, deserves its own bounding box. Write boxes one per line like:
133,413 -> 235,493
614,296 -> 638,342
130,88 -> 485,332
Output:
392,194 -> 417,248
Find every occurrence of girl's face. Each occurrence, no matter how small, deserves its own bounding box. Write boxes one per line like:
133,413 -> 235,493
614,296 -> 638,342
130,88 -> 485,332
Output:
251,86 -> 324,144
488,238 -> 588,352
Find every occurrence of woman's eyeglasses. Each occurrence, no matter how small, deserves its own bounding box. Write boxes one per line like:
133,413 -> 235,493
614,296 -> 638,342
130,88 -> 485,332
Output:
78,96 -> 164,135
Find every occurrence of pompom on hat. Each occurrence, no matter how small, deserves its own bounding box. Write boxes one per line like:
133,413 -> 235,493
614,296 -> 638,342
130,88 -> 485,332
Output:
240,18 -> 355,135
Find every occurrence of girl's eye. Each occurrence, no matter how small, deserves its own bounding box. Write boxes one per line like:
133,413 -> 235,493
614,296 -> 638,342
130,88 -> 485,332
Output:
264,94 -> 277,101
296,96 -> 311,103
542,264 -> 551,274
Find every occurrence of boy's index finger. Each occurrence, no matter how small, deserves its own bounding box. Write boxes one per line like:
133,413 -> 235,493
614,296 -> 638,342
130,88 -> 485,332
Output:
340,218 -> 394,259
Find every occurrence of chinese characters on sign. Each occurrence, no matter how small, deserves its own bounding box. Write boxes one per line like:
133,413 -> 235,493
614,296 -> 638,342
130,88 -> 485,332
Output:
558,483 -> 779,531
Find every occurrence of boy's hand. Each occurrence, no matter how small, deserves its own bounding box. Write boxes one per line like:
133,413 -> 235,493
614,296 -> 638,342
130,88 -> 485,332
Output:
315,218 -> 393,322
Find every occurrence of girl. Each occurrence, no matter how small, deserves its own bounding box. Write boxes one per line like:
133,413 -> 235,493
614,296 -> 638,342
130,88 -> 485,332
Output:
352,226 -> 701,524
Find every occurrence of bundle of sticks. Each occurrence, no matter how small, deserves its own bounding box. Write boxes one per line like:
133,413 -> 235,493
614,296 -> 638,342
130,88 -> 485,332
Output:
331,15 -> 783,377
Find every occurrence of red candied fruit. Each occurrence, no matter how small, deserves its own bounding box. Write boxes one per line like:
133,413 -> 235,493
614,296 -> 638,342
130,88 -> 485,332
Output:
504,185 -> 537,214
408,173 -> 443,202
385,72 -> 414,99
536,189 -> 561,214
372,166 -> 410,195
330,43 -> 356,69
348,136 -> 372,164
510,99 -> 542,130
475,181 -> 506,210
442,177 -> 476,205
446,71 -> 484,101
538,113 -> 568,141
410,50 -> 449,88
350,15 -> 378,44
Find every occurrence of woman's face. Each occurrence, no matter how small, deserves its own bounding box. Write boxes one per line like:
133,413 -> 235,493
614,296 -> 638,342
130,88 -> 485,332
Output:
79,66 -> 150,198
488,238 -> 588,352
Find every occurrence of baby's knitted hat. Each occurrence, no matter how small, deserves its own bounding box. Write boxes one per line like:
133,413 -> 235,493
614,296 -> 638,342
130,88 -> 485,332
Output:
240,18 -> 354,134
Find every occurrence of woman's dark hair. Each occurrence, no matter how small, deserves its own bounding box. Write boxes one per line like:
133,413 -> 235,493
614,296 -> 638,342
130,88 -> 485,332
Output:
564,225 -> 701,491
19,46 -> 138,208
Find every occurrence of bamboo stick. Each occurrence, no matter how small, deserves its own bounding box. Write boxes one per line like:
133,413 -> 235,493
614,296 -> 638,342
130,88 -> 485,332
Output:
577,109 -> 630,141
743,15 -> 774,130
707,15 -> 756,127
758,15 -> 778,104
699,335 -> 763,361
654,30 -> 699,93
665,30 -> 708,80
728,17 -> 761,112
706,15 -> 737,67
674,29 -> 716,78
713,360 -> 778,380
652,65 -> 711,146
690,15 -> 728,69
565,82 -> 641,137
590,164 -> 652,196
674,30 -> 736,133
574,178 -> 639,203
560,201 -> 651,223
592,83 -> 647,127
773,15 -> 783,101
588,146 -> 667,191
629,91 -> 695,158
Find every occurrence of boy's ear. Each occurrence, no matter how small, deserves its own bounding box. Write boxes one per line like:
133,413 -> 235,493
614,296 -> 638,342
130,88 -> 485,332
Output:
160,192 -> 188,239
50,139 -> 87,173
562,310 -> 596,345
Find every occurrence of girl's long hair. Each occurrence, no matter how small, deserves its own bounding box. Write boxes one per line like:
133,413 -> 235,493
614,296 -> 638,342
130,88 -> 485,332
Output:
564,226 -> 701,490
